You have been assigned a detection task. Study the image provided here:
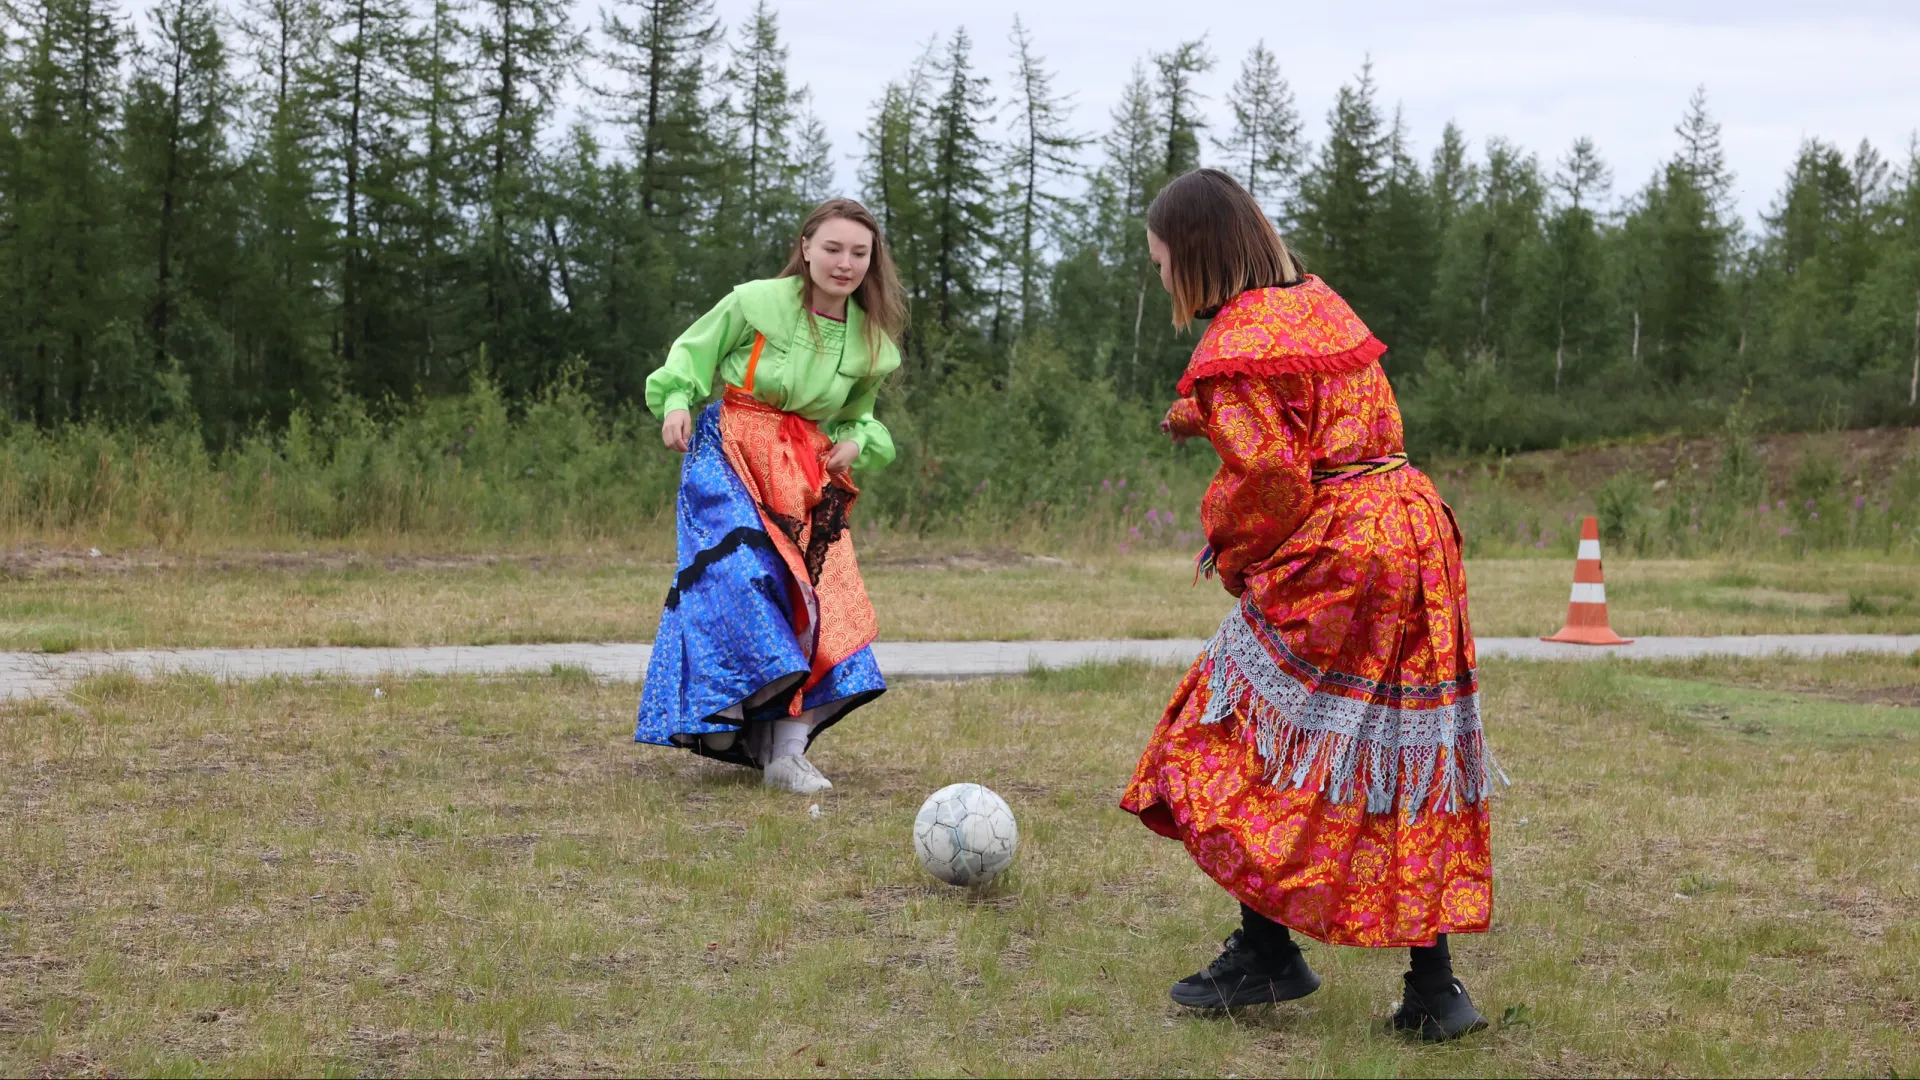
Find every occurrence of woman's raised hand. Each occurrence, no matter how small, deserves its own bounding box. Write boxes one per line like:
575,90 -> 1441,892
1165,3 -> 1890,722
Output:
662,410 -> 693,453
825,440 -> 860,476
1160,409 -> 1190,447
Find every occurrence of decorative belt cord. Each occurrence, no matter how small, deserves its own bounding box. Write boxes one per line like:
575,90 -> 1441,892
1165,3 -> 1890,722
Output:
1310,452 -> 1409,484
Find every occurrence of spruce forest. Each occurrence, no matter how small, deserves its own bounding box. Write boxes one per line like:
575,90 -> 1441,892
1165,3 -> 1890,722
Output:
3,0 -> 1920,542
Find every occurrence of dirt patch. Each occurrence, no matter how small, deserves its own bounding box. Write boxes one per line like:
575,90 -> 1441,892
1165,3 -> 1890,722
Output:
0,548 -> 664,579
1821,886 -> 1900,940
862,548 -> 1082,573
2,544 -> 1096,578
1705,587 -> 1845,611
1813,685 -> 1920,709
24,1051 -> 110,1079
1455,427 -> 1920,496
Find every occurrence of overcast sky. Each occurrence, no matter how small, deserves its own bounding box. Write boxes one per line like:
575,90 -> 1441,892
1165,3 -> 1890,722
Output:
700,0 -> 1920,227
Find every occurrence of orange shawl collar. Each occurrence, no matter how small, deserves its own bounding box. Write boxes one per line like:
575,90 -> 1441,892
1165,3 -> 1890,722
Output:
1175,277 -> 1387,395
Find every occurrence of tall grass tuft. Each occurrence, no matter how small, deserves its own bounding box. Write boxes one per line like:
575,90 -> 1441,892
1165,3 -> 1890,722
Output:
0,375 -> 685,548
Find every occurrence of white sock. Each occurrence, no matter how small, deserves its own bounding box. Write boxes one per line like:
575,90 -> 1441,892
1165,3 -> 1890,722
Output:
771,719 -> 811,761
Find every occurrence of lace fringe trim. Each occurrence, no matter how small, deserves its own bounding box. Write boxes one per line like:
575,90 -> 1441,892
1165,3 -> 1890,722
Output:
1199,606 -> 1506,820
1175,335 -> 1387,395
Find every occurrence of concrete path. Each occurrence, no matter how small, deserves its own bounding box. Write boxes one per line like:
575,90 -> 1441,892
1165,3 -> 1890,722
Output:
4,635 -> 1918,700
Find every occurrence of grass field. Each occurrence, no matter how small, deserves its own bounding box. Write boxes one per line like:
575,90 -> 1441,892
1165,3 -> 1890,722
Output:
3,657 -> 1917,1076
5,547 -> 1920,652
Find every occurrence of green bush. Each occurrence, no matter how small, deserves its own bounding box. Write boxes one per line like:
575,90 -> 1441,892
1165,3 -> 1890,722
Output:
3,351 -> 1916,560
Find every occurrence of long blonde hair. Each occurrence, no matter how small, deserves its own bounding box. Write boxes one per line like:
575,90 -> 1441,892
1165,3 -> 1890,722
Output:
779,198 -> 907,356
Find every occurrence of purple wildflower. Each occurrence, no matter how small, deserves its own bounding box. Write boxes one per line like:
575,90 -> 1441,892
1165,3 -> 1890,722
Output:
1855,495 -> 1866,510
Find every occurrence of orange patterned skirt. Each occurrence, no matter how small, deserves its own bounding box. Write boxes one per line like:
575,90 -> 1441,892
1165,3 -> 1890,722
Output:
1122,469 -> 1499,947
719,388 -> 878,703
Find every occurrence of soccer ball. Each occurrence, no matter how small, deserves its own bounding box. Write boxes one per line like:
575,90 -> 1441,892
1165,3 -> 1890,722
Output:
913,783 -> 1018,887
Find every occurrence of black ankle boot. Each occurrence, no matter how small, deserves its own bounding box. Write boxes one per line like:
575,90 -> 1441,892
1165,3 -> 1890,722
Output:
1169,929 -> 1321,1010
1390,972 -> 1489,1041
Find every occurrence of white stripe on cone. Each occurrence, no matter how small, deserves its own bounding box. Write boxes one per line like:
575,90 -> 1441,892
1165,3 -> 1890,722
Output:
1569,582 -> 1606,605
1577,539 -> 1602,561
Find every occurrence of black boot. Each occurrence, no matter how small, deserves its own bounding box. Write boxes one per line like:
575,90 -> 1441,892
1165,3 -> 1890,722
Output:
1169,929 -> 1321,1010
1390,973 -> 1489,1041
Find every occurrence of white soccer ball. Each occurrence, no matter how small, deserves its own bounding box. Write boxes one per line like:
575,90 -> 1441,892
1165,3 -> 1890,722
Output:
913,783 -> 1018,887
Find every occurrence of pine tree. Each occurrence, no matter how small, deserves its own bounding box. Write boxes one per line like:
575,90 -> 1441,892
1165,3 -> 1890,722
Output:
1675,84 -> 1733,216
860,40 -> 939,359
1151,38 -> 1211,181
1213,41 -> 1302,217
860,78 -> 918,276
792,108 -> 832,204
1095,62 -> 1164,388
5,0 -> 131,423
123,0 -> 241,427
1428,120 -> 1475,241
721,0 -> 805,279
1370,108 -> 1436,365
319,0 -> 413,398
1000,15 -> 1082,336
0,12 -> 22,417
597,0 -> 719,232
1625,88 -> 1735,385
1292,61 -> 1388,313
399,0 -> 474,390
1101,63 -> 1161,228
231,0 -> 334,421
1529,136 -> 1611,389
471,0 -> 578,394
1895,139 -> 1920,407
1432,136 -> 1543,365
922,27 -> 993,337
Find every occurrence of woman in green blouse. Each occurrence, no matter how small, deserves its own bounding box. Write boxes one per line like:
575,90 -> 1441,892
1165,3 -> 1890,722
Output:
634,199 -> 906,795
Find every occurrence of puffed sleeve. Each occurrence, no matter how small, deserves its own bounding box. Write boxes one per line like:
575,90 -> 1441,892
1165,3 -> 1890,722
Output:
1197,373 -> 1315,598
1164,396 -> 1204,439
821,376 -> 895,471
645,291 -> 752,419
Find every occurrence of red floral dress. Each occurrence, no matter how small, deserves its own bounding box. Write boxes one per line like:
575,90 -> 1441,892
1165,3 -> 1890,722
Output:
1121,278 -> 1500,948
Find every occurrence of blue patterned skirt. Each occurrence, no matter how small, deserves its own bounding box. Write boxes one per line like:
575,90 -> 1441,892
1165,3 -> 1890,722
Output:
635,403 -> 886,767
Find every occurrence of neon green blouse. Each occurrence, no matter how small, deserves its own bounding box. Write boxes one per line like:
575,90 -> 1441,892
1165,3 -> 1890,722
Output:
645,277 -> 901,471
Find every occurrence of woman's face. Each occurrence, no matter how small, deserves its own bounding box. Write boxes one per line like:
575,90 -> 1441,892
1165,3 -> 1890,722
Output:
802,218 -> 874,301
1147,230 -> 1174,295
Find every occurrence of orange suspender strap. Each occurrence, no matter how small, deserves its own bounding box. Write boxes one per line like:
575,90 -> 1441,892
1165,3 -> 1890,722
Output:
742,332 -> 767,394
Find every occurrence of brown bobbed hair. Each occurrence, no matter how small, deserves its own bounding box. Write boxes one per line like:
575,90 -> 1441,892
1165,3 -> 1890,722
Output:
779,198 -> 907,357
1146,168 -> 1302,329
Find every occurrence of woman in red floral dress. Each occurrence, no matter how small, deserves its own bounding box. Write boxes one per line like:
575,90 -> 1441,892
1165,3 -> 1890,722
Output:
1122,169 -> 1501,1040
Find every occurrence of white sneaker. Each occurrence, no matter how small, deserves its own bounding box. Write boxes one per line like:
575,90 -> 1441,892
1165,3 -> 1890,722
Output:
764,754 -> 833,794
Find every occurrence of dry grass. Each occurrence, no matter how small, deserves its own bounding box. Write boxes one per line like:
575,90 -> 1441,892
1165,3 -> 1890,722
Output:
2,658 -> 1916,1076
4,547 -> 1920,653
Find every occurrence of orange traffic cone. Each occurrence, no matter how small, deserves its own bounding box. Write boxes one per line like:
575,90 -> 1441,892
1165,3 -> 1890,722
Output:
1542,516 -> 1632,645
